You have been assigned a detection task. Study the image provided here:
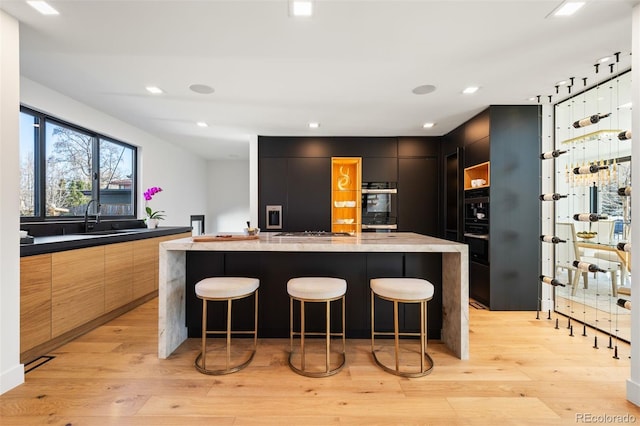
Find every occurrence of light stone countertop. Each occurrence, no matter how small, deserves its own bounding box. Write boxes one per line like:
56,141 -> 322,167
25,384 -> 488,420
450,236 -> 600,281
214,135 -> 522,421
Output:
160,231 -> 467,253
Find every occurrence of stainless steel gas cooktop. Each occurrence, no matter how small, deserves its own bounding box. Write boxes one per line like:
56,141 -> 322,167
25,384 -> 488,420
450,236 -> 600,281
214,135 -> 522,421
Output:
274,231 -> 353,237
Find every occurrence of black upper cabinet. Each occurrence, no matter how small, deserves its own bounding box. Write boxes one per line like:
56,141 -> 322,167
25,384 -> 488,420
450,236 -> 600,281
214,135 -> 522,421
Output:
362,157 -> 398,182
464,136 -> 490,167
258,158 -> 287,228
286,157 -> 331,232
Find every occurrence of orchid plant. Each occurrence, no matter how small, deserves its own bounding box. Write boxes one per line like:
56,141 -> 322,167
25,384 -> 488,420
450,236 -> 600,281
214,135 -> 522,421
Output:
144,186 -> 165,220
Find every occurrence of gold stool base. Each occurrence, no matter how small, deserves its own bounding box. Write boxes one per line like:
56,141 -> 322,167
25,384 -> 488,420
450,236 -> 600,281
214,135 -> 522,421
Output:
288,294 -> 346,378
371,347 -> 434,378
195,347 -> 257,375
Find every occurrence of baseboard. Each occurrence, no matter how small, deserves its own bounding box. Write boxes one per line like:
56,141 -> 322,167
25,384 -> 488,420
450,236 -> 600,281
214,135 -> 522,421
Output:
0,362 -> 24,395
627,378 -> 640,407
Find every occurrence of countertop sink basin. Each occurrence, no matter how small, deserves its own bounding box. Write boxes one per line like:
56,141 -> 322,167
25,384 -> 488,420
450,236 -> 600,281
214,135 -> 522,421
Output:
81,228 -> 148,235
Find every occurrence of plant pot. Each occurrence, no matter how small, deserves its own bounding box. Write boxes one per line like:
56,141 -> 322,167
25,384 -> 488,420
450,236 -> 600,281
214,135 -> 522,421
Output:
146,218 -> 159,229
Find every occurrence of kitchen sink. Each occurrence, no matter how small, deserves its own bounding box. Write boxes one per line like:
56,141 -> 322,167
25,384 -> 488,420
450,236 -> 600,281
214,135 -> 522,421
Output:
80,228 -> 148,235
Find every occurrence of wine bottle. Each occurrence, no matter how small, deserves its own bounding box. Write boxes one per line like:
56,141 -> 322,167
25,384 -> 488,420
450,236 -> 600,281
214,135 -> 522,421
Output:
572,164 -> 609,175
540,149 -> 567,160
572,112 -> 611,128
617,299 -> 631,310
540,235 -> 566,244
618,130 -> 632,140
573,260 -> 606,273
573,213 -> 607,222
617,242 -> 631,253
539,275 -> 566,287
539,193 -> 568,201
617,186 -> 631,196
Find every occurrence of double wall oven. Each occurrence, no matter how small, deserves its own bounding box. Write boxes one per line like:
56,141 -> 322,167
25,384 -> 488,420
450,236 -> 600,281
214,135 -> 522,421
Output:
361,182 -> 397,231
463,187 -> 489,264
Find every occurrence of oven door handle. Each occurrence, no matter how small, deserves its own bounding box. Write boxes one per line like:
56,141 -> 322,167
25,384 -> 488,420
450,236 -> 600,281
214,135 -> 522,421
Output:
362,224 -> 398,230
464,233 -> 489,240
362,188 -> 398,194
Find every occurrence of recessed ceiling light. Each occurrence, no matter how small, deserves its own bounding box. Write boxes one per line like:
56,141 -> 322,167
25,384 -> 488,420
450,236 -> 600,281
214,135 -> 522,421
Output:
145,86 -> 163,95
412,85 -> 437,95
422,122 -> 435,129
308,122 -> 320,129
553,2 -> 585,16
527,97 -> 537,101
27,1 -> 59,15
196,122 -> 208,128
290,0 -> 313,17
598,56 -> 612,63
556,80 -> 568,86
189,84 -> 215,95
462,86 -> 479,94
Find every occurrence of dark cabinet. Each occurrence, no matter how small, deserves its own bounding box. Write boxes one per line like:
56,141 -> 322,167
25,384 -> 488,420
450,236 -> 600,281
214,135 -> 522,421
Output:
469,261 -> 490,307
185,251 -> 442,339
258,157 -> 330,232
287,157 -> 331,232
362,157 -> 397,182
398,157 -> 439,236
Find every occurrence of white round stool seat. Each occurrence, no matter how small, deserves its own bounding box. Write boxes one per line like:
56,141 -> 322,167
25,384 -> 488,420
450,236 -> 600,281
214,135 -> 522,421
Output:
287,277 -> 347,300
195,277 -> 260,299
370,278 -> 434,301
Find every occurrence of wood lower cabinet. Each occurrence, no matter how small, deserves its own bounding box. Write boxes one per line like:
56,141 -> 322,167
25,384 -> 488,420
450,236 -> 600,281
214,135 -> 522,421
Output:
20,254 -> 52,353
105,242 -> 134,312
133,238 -> 159,299
52,246 -> 106,338
20,232 -> 191,363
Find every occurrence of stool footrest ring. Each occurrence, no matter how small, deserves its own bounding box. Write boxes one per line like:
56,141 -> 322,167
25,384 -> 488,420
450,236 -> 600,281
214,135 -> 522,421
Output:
371,349 -> 434,378
195,348 -> 257,375
288,350 -> 346,378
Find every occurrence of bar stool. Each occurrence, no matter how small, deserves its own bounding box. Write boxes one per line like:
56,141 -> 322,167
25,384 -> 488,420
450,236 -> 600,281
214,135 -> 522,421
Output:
370,278 -> 434,377
287,277 -> 346,377
194,277 -> 259,375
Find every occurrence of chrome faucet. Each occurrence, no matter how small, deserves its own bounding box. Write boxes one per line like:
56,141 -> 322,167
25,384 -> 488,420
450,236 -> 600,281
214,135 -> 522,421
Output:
84,199 -> 101,232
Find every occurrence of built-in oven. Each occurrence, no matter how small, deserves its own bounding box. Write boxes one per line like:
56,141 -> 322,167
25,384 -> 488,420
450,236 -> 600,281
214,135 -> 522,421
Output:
464,187 -> 489,263
361,182 -> 397,231
464,224 -> 489,264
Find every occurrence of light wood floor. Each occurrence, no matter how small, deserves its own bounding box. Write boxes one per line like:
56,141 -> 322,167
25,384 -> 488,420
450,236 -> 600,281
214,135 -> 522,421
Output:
2,299 -> 640,425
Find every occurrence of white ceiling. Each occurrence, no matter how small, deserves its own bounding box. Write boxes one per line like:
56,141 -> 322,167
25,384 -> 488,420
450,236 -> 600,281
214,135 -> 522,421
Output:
1,0 -> 636,160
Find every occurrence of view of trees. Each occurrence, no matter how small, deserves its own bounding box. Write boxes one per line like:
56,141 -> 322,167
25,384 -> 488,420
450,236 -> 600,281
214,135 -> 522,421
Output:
19,111 -> 135,218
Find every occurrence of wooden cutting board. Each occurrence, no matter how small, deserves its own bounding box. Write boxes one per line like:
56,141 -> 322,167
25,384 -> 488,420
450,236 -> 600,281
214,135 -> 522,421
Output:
192,234 -> 259,242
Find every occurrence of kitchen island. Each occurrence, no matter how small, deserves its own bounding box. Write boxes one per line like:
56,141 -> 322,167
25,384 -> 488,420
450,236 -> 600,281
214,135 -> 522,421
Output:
159,232 -> 469,360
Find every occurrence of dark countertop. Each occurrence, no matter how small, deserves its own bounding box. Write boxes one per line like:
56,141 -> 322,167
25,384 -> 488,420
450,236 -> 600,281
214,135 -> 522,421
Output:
20,226 -> 192,257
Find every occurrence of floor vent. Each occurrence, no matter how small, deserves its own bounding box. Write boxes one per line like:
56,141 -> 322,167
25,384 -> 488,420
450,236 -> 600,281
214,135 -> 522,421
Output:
469,300 -> 488,310
24,355 -> 55,374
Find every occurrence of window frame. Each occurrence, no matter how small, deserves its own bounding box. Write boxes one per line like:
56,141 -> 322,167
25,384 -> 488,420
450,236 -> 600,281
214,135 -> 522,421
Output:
20,105 -> 138,223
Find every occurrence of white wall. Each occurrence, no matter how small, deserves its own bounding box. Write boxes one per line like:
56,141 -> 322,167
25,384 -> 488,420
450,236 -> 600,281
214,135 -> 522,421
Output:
207,159 -> 250,232
1,18 -> 210,394
0,10 -> 24,394
20,78 -> 209,226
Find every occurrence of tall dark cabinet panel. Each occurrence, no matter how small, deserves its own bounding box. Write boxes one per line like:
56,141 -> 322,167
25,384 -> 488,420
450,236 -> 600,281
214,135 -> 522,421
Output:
444,149 -> 461,242
398,157 -> 439,236
287,158 -> 332,231
440,105 -> 540,311
488,105 -> 540,311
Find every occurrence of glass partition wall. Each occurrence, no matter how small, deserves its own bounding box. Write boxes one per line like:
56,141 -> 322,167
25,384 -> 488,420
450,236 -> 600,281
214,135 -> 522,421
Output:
553,70 -> 632,342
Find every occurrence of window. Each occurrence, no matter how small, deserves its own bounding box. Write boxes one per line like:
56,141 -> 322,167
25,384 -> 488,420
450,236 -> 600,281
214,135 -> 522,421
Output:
19,106 -> 137,221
